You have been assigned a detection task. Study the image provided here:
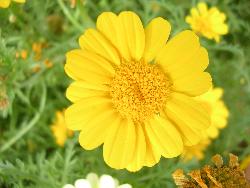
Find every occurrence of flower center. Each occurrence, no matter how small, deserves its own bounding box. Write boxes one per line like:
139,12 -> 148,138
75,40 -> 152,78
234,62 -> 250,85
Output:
110,60 -> 172,123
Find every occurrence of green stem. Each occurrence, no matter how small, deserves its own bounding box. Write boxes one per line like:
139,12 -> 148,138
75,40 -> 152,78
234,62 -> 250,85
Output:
0,83 -> 47,153
57,0 -> 83,32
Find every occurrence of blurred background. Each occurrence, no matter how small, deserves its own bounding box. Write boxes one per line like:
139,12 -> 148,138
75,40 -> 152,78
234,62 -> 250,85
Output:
0,0 -> 250,187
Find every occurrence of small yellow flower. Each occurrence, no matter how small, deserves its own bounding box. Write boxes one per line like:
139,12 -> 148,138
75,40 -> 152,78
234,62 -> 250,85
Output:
51,111 -> 73,147
182,87 -> 229,161
186,2 -> 229,42
65,11 -> 212,171
44,59 -> 53,68
197,87 -> 229,139
0,0 -> 25,8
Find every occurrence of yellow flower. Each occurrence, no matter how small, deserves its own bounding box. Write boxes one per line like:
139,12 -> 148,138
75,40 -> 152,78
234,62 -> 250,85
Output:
65,11 -> 212,171
0,0 -> 25,8
197,87 -> 229,139
51,111 -> 73,147
182,137 -> 211,161
182,87 -> 229,161
185,2 -> 229,42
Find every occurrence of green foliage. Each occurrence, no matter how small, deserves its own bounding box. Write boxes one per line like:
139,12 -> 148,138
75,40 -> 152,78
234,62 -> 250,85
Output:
0,0 -> 250,187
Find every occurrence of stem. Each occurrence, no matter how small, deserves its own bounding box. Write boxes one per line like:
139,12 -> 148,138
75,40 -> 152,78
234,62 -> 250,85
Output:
0,83 -> 47,153
57,0 -> 83,32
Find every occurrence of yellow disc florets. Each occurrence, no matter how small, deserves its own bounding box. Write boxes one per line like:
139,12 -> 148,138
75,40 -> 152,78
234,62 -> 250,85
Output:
110,60 -> 172,122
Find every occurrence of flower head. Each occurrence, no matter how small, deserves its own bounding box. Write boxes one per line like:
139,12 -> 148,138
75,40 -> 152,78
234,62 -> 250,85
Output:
0,0 -> 25,8
197,87 -> 229,139
182,87 -> 229,161
51,111 -> 73,147
63,173 -> 132,188
186,2 -> 229,42
65,11 -> 212,171
173,154 -> 250,187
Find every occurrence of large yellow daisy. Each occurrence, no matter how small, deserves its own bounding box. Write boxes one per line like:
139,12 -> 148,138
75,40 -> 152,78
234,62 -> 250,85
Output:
0,0 -> 25,8
185,2 -> 229,42
65,11 -> 212,171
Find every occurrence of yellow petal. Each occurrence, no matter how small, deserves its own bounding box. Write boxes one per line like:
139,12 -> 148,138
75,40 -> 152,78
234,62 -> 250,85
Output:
156,30 -> 211,96
206,125 -> 219,139
165,92 -> 210,146
0,0 -> 11,8
13,0 -> 25,3
118,11 -> 145,61
142,125 -> 161,167
79,29 -> 120,65
96,12 -> 130,61
143,17 -> 171,62
144,115 -> 183,158
103,118 -> 136,169
65,97 -> 112,130
197,2 -> 208,15
78,110 -> 119,150
65,49 -> 114,83
66,81 -> 110,103
173,72 -> 212,96
126,124 -> 146,172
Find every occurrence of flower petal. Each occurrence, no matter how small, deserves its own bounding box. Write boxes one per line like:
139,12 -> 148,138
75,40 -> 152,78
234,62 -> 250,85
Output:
165,92 -> 211,146
143,17 -> 171,62
126,124 -> 146,172
103,118 -> 136,169
144,115 -> 183,158
118,11 -> 145,61
79,29 -> 120,65
156,30 -> 211,96
142,125 -> 161,167
66,81 -> 110,103
78,109 -> 119,150
74,179 -> 91,188
65,97 -> 112,130
0,0 -> 10,8
96,12 -> 130,61
65,49 -> 115,83
99,175 -> 116,188
86,173 -> 99,188
173,72 -> 212,96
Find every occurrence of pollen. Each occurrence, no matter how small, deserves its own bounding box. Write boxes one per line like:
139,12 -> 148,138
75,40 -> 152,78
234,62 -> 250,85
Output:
110,60 -> 172,123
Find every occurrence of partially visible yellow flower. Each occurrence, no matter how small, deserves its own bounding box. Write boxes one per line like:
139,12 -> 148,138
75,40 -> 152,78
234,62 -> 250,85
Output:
182,137 -> 210,161
197,87 -> 229,139
186,2 -> 228,42
0,0 -> 25,8
182,87 -> 229,161
241,155 -> 250,183
65,11 -> 212,171
51,111 -> 73,147
241,155 -> 250,170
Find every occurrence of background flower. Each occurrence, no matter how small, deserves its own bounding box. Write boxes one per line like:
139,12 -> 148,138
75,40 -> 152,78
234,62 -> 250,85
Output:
63,173 -> 132,188
0,0 -> 25,8
185,2 -> 228,42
